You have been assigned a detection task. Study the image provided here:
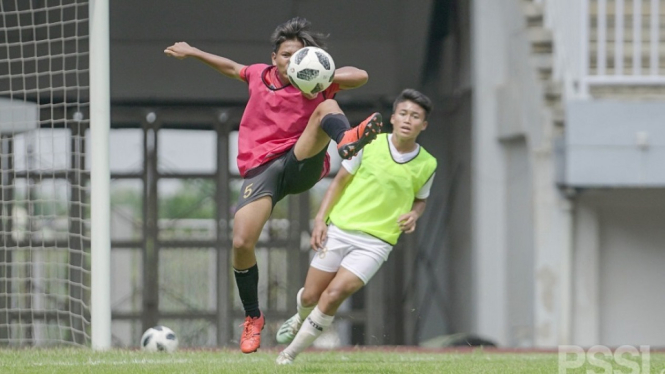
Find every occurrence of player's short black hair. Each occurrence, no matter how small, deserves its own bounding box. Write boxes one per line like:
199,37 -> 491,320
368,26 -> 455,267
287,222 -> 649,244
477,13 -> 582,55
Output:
392,89 -> 433,119
271,17 -> 328,52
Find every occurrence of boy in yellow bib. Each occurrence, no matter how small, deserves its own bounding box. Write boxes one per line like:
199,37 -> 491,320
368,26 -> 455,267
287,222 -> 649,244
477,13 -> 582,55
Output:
275,89 -> 437,364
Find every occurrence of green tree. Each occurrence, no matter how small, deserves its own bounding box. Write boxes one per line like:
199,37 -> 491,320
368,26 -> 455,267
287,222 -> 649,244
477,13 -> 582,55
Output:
159,179 -> 215,219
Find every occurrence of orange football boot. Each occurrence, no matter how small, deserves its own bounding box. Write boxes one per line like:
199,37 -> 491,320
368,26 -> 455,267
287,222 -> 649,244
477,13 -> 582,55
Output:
240,312 -> 265,353
337,112 -> 383,159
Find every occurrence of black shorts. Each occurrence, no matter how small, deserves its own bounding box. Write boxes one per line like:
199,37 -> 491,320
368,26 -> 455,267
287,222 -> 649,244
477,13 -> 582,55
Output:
235,146 -> 328,213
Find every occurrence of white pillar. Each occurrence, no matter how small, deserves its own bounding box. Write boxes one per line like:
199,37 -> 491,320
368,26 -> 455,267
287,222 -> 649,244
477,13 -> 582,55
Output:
471,0 -> 508,345
558,195 -> 574,345
90,0 -> 111,350
572,203 -> 600,345
532,146 -> 575,347
532,148 -> 559,347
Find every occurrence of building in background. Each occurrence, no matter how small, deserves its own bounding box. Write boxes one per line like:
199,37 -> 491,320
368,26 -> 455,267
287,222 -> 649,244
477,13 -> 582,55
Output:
471,0 -> 665,348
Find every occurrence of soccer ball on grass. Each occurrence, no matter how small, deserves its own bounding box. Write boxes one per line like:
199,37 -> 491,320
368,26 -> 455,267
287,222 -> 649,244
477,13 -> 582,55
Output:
287,46 -> 335,94
140,325 -> 178,352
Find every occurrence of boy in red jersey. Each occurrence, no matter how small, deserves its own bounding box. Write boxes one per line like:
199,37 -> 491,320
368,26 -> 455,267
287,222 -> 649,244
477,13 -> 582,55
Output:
164,17 -> 381,353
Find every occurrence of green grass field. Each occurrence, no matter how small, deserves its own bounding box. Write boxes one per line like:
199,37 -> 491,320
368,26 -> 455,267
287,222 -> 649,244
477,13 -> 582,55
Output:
1,348 -> 663,373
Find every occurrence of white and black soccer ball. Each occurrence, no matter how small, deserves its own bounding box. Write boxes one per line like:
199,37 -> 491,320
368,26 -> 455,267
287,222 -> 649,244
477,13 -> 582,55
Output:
287,46 -> 336,95
140,325 -> 178,353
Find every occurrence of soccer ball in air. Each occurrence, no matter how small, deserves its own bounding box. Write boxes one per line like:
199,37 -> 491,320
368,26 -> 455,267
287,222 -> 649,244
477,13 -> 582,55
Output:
140,325 -> 178,352
287,46 -> 336,94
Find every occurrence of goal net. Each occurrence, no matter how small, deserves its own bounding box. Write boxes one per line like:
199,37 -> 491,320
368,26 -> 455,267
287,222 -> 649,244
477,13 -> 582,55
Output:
0,0 -> 91,346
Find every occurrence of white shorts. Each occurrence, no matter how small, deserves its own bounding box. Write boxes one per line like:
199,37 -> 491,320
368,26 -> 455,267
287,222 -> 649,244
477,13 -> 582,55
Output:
309,224 -> 393,284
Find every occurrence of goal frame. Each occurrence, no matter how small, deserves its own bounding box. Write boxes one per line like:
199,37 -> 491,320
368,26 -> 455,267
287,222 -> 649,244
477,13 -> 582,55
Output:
89,0 -> 111,350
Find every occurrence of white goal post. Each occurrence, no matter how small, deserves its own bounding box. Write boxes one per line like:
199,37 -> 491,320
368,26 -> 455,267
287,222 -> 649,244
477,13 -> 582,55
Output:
0,0 -> 110,349
89,0 -> 111,351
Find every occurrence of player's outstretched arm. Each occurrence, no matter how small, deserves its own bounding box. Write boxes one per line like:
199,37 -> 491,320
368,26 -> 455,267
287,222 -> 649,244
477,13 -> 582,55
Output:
398,198 -> 427,234
333,66 -> 369,90
164,42 -> 246,81
311,167 -> 355,250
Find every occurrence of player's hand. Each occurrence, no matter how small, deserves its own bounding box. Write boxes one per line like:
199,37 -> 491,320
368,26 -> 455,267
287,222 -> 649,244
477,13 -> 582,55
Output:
398,212 -> 418,234
310,218 -> 328,251
164,42 -> 195,60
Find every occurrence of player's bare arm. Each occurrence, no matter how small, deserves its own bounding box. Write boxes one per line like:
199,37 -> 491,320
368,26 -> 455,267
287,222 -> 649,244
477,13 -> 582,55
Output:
311,167 -> 355,250
398,198 -> 427,234
164,42 -> 246,81
333,66 -> 369,90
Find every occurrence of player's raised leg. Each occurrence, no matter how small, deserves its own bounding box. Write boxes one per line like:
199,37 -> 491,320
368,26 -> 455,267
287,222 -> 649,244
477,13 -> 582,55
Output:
232,196 -> 273,353
293,99 -> 383,162
277,267 -> 364,364
293,99 -> 343,161
276,267 -> 337,344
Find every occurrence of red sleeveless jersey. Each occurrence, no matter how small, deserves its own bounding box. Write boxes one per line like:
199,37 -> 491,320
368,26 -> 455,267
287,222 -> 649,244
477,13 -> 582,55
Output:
237,64 -> 339,178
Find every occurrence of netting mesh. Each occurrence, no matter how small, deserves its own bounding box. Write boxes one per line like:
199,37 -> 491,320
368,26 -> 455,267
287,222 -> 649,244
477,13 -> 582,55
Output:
0,0 -> 90,346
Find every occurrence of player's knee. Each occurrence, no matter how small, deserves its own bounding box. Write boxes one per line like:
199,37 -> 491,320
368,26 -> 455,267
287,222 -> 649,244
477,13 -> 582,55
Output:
315,99 -> 340,117
300,289 -> 320,307
232,234 -> 255,253
322,286 -> 348,305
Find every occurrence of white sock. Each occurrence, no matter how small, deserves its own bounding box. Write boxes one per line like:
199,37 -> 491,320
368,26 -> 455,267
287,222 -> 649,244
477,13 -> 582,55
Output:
283,306 -> 334,358
296,288 -> 315,323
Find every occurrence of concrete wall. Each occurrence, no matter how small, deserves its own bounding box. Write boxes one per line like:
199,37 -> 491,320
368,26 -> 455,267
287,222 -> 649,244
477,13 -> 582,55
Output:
472,0 -> 524,346
563,101 -> 665,187
473,0 -> 665,349
573,189 -> 665,347
473,0 -> 506,345
472,0 -> 567,347
505,138 -> 535,347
